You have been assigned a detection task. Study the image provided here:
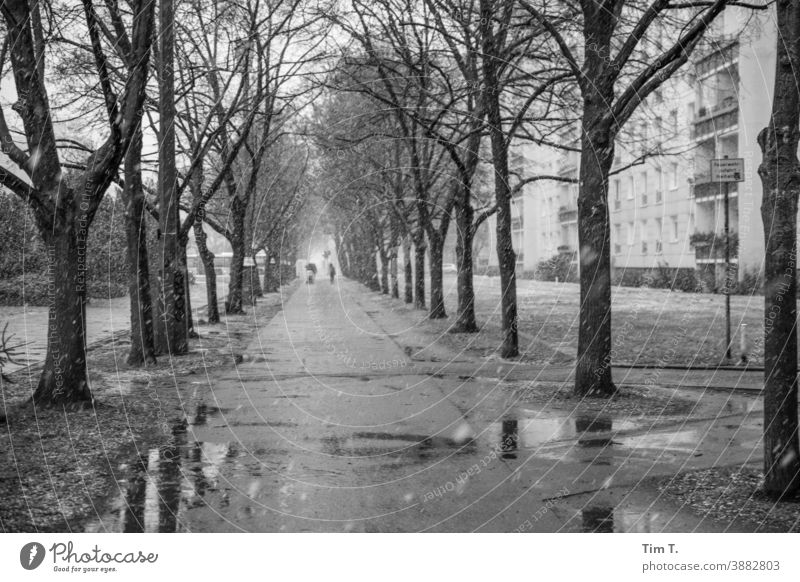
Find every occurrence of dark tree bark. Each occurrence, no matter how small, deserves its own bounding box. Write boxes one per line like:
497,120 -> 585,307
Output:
481,0 -> 517,357
428,233 -> 447,319
757,0 -> 800,500
575,104 -> 615,395
123,125 -> 157,366
179,237 -> 196,337
264,252 -> 280,293
37,225 -> 93,406
379,249 -> 390,294
413,233 -> 426,309
225,195 -> 248,314
390,251 -> 399,299
453,201 -> 478,332
193,221 -> 219,323
155,0 -> 188,356
190,160 -> 219,324
251,253 -> 263,297
403,236 -> 413,304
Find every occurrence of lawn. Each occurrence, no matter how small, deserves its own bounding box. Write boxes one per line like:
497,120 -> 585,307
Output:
419,274 -> 766,367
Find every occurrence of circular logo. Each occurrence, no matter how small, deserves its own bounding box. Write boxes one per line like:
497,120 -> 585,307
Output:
20,542 -> 46,570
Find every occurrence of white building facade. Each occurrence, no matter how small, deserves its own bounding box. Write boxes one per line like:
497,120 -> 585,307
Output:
487,7 -> 781,289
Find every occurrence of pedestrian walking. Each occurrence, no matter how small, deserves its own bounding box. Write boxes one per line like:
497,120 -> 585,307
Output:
329,263 -> 336,284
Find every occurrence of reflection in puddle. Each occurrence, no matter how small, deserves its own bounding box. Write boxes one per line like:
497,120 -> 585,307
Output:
620,430 -> 700,454
582,506 -> 614,532
500,420 -> 518,459
188,403 -> 231,427
322,431 -> 476,459
108,417 -> 241,532
491,412 -> 637,451
580,505 -> 668,533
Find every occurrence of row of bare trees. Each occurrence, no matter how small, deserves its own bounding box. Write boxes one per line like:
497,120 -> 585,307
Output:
1,0 -> 797,500
0,0 -> 322,404
316,0 -> 798,499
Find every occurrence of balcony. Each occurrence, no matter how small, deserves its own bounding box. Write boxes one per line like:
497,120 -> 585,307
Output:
693,97 -> 739,141
558,205 -> 578,223
558,152 -> 579,176
693,181 -> 738,202
695,41 -> 738,79
690,231 -> 739,263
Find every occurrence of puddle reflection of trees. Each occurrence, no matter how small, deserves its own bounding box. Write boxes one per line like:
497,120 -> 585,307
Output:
120,420 -> 237,532
497,414 -> 617,452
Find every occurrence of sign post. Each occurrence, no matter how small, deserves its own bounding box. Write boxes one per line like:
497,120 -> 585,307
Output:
710,157 -> 745,363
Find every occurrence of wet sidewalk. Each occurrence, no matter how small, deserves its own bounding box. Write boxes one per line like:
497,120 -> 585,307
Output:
90,279 -> 767,532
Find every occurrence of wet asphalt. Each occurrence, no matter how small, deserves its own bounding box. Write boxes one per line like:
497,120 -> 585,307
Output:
90,279 -> 766,532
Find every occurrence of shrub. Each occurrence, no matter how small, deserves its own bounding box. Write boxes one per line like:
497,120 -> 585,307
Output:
535,253 -> 578,282
0,193 -> 129,305
614,264 -> 699,292
0,274 -> 51,306
735,269 -> 763,295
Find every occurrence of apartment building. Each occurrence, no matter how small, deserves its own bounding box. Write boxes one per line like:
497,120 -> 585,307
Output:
488,7 -> 779,288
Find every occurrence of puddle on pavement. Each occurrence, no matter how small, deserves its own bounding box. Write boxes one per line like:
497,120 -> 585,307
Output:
89,406 -> 262,532
490,412 -> 638,452
321,431 -> 476,460
188,403 -> 231,426
576,499 -> 722,532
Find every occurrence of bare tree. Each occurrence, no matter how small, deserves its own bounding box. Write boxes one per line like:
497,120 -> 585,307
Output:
757,0 -> 800,499
523,0 -> 748,395
0,0 -> 156,405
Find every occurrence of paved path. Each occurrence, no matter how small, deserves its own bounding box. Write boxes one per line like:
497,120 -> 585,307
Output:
91,279 -> 767,532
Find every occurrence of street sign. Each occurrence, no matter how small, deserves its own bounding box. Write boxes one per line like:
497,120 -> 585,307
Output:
710,158 -> 745,183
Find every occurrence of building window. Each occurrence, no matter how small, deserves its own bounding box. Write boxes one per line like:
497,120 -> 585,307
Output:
641,220 -> 648,254
655,168 -> 663,203
670,163 -> 679,189
627,222 -> 635,246
655,218 -> 663,254
671,216 -> 679,242
669,109 -> 678,134
627,176 -> 635,199
613,180 -> 621,210
614,224 -> 621,254
640,171 -> 648,205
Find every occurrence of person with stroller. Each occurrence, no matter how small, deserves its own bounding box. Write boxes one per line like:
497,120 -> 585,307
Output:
305,262 -> 317,284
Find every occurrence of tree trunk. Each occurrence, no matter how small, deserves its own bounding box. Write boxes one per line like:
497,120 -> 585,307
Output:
575,105 -> 615,396
757,0 -> 800,500
155,0 -> 188,356
428,234 -> 447,319
122,125 -> 156,366
453,200 -> 478,332
390,251 -> 399,299
481,0 -> 517,357
33,225 -> 92,406
226,195 -> 247,314
366,251 -> 381,291
179,239 -> 196,338
193,222 -> 219,323
252,254 -> 263,297
414,235 -> 426,309
403,237 -> 413,304
380,250 -> 390,294
264,253 -> 280,293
